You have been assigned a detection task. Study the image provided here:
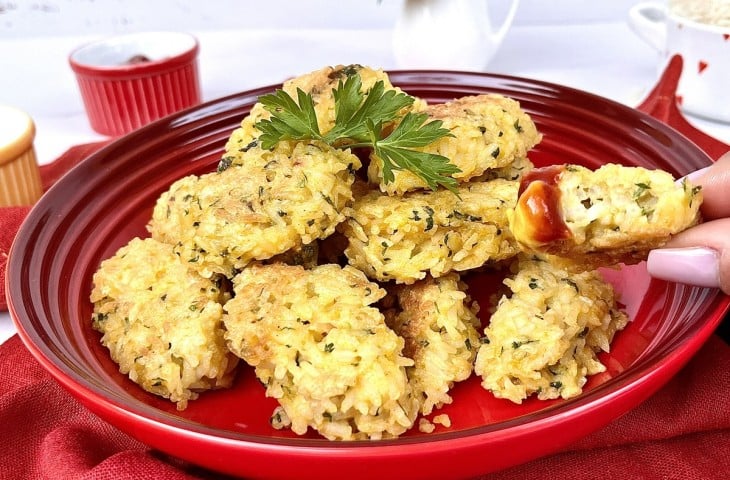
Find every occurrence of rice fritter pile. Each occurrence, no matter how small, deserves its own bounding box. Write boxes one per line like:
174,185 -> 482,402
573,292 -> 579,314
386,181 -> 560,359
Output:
367,93 -> 541,195
148,140 -> 360,278
341,179 -> 520,284
474,255 -> 628,403
223,263 -> 419,440
226,64 -> 427,149
384,273 -> 481,416
90,64 -> 703,440
90,237 -> 238,410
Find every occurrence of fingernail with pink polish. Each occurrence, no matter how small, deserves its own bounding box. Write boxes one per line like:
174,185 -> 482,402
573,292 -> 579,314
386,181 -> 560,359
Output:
676,165 -> 711,185
646,247 -> 720,288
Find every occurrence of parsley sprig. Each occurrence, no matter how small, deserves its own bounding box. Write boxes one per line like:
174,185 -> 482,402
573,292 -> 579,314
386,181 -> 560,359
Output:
255,74 -> 460,191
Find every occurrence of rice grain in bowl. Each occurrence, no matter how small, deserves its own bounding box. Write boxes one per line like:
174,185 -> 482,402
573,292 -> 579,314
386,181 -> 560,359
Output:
629,1 -> 730,121
670,0 -> 730,26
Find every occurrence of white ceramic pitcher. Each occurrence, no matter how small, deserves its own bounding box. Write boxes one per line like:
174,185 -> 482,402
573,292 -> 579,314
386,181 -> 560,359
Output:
393,0 -> 520,71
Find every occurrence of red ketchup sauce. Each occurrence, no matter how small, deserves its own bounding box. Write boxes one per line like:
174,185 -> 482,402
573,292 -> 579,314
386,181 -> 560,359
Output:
516,165 -> 572,245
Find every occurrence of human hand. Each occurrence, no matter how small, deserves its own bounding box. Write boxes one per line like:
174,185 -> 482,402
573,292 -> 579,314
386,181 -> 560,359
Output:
647,152 -> 730,295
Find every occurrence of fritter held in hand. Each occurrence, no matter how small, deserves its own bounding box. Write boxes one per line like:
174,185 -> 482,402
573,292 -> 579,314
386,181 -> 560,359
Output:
474,255 -> 628,404
507,163 -> 702,267
223,263 -> 420,441
148,140 -> 359,278
341,179 -> 520,284
384,273 -> 481,416
90,237 -> 238,410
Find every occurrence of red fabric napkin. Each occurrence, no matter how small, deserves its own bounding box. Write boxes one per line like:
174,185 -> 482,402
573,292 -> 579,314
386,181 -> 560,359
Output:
1,143 -> 729,479
0,207 -> 28,312
0,333 -> 727,479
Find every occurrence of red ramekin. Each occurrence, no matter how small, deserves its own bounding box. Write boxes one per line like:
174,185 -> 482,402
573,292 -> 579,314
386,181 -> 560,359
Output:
69,31 -> 201,136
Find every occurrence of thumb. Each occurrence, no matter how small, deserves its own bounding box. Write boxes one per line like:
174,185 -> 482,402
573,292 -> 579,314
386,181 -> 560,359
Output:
647,218 -> 730,295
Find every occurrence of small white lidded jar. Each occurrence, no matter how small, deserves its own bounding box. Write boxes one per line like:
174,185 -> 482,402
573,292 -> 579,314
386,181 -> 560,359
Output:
0,106 -> 42,207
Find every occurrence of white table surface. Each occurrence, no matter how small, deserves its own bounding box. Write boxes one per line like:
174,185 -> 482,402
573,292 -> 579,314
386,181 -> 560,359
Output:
2,16 -> 730,346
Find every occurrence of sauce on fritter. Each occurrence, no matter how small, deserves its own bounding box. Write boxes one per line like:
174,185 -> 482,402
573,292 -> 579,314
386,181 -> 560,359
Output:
515,165 -> 572,245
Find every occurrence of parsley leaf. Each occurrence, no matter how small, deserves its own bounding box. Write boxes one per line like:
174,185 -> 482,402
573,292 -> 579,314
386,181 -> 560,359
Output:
368,113 -> 459,192
326,75 -> 415,145
257,88 -> 323,149
254,74 -> 460,191
633,181 -> 651,199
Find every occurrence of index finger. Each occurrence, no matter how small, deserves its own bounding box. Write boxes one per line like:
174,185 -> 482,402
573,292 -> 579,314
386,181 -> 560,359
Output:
685,152 -> 730,220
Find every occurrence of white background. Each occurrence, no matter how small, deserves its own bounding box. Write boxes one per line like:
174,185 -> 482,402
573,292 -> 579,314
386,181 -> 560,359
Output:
0,0 -> 653,35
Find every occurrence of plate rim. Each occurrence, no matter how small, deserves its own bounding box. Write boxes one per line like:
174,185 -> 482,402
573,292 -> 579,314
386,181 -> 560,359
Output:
7,69 -> 730,474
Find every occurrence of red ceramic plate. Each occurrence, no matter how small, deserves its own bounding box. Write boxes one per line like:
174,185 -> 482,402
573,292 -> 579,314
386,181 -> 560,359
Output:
8,71 -> 730,480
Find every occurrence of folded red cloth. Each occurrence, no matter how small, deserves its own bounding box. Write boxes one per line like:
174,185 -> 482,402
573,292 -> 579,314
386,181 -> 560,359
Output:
0,207 -> 29,312
0,334 -> 727,479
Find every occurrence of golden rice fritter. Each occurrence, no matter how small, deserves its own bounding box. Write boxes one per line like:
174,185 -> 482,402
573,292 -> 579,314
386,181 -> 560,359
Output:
475,155 -> 534,182
341,179 -> 520,284
148,141 -> 360,278
367,94 -> 542,195
385,274 -> 481,416
90,237 -> 238,410
474,256 -> 628,404
223,64 -> 427,152
223,263 -> 420,441
508,163 -> 703,267
265,242 -> 319,269
279,63 -> 427,135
